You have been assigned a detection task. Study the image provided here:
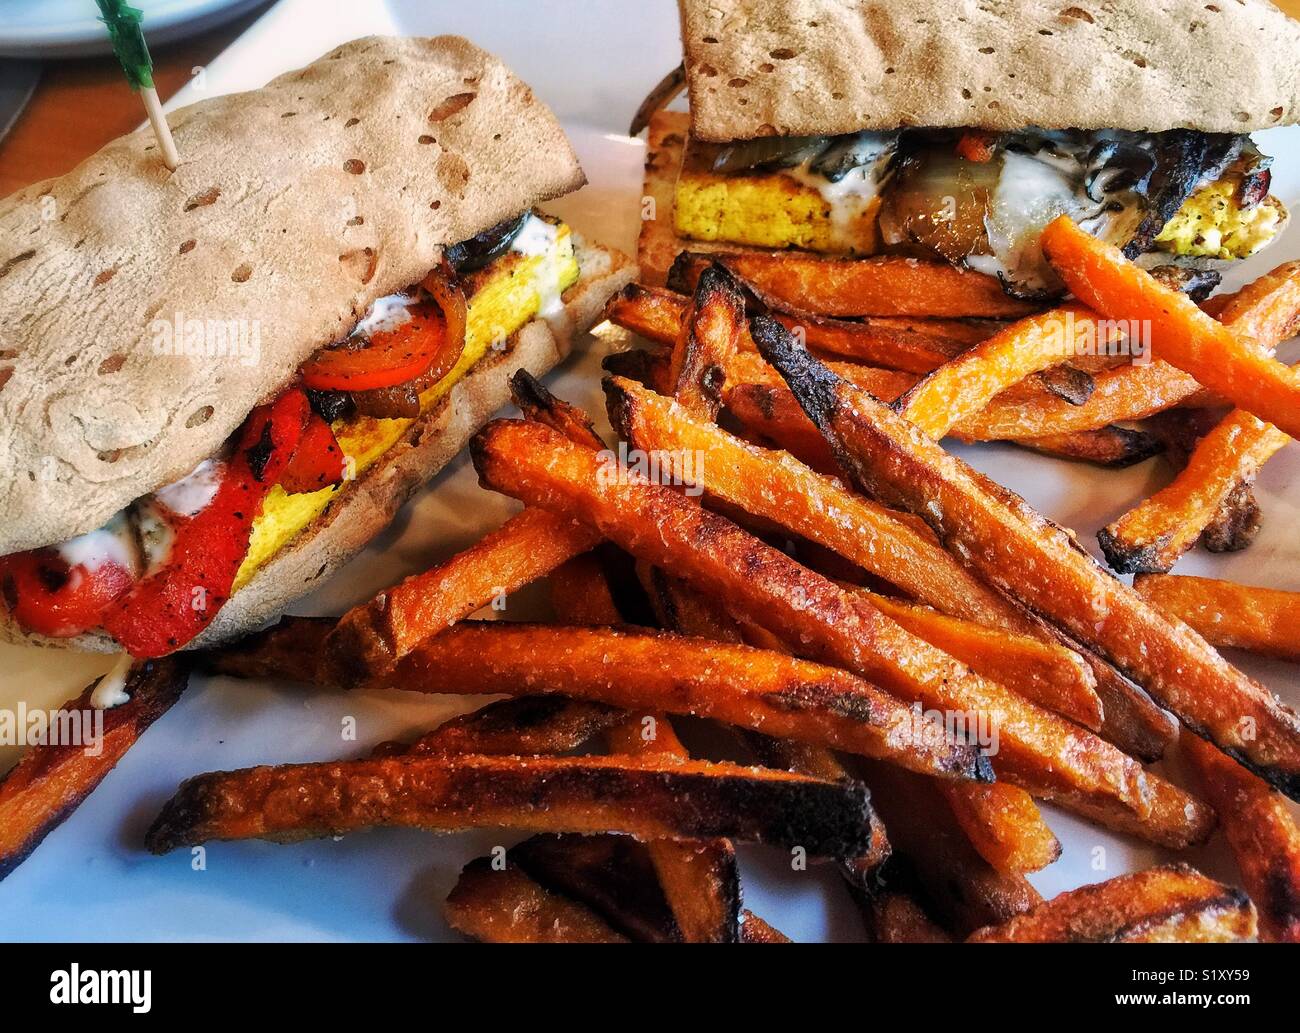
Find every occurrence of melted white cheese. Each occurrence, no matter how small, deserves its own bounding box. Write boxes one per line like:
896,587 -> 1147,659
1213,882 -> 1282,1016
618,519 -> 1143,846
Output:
90,652 -> 133,710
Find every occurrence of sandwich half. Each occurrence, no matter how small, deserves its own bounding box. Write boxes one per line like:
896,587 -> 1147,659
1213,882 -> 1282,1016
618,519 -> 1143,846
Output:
637,0 -> 1296,292
0,35 -> 633,658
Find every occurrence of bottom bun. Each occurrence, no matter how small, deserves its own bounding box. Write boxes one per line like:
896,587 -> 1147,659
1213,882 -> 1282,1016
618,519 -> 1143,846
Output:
2,235 -> 635,654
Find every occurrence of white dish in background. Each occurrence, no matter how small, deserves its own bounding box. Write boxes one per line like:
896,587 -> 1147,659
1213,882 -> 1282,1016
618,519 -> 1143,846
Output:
0,0 -> 1296,942
0,0 -> 267,58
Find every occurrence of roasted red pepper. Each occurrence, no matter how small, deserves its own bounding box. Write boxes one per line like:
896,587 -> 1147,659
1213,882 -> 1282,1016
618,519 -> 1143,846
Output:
0,548 -> 135,639
955,130 -> 998,164
279,412 -> 347,494
299,264 -> 467,393
100,388 -> 312,657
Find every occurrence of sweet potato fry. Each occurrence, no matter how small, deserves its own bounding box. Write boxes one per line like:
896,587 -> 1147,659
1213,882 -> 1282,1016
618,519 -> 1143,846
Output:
750,313 -> 1300,799
550,553 -> 744,945
445,856 -> 630,943
608,375 -> 1024,629
1182,735 -> 1300,942
1041,217 -> 1300,439
323,506 -> 602,682
146,752 -> 877,857
739,912 -> 791,943
1100,405 -> 1291,573
372,696 -> 624,759
1200,480 -> 1263,554
509,370 -> 607,450
1014,425 -> 1164,468
0,658 -> 188,880
1133,574 -> 1300,662
967,864 -> 1257,943
728,357 -> 1164,465
201,614 -> 330,682
667,263 -> 745,420
856,758 -> 1042,937
469,418 -> 1210,843
510,833 -> 683,943
379,621 -> 986,780
745,733 -> 891,889
611,376 -> 1103,728
603,282 -> 971,374
934,781 -> 1061,875
896,303 -> 1122,439
667,250 -> 1042,319
859,889 -> 954,943
861,592 -> 1101,730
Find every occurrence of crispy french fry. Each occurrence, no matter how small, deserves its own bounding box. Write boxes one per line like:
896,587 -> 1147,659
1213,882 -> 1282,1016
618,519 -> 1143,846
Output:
1041,217 -> 1300,439
1182,735 -> 1300,942
610,376 -> 1103,728
1014,425 -> 1164,468
469,418 -> 1211,843
745,733 -> 892,889
509,370 -> 607,450
859,889 -> 954,943
967,864 -> 1257,943
373,696 -> 625,759
323,506 -> 601,681
750,313 -> 1300,799
748,644 -> 1057,876
739,911 -> 791,943
1134,574 -> 1300,662
510,833 -> 682,943
550,553 -> 744,945
896,304 -> 1121,439
728,356 -> 1165,466
609,375 -> 1022,628
856,757 -> 1042,937
668,250 -> 1042,319
146,752 -> 878,857
603,282 -> 972,374
379,621 -> 986,781
201,614 -> 331,682
934,781 -> 1061,875
445,856 -> 630,943
667,263 -> 745,420
548,552 -> 625,626
1200,480 -> 1263,554
1100,406 -> 1291,573
0,659 -> 188,881
862,592 -> 1101,731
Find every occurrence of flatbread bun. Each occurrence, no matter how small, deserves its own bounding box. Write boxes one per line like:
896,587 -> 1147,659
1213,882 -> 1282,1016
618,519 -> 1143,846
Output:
0,35 -> 585,554
0,235 -> 636,653
679,0 -> 1300,141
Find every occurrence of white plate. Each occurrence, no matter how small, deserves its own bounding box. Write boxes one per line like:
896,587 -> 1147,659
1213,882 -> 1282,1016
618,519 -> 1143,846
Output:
0,0 -> 268,59
0,0 -> 1297,942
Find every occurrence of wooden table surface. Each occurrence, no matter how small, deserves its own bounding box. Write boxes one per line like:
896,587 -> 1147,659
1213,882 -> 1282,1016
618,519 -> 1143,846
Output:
0,3 -> 271,197
0,0 -> 1298,197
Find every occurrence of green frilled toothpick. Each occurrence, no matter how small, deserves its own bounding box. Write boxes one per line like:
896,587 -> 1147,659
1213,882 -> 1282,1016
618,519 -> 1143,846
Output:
95,0 -> 179,170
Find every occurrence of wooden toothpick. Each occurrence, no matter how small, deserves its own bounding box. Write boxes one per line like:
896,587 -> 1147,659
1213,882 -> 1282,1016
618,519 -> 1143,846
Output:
95,0 -> 179,171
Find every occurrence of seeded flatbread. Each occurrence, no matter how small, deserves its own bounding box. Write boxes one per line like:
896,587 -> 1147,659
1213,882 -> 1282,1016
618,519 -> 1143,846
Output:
0,35 -> 586,554
679,0 -> 1300,141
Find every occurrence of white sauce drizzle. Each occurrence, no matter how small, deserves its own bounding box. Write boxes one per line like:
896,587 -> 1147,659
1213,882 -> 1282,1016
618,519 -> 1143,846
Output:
350,291 -> 416,339
55,513 -> 139,574
152,459 -> 221,518
786,163 -> 885,252
511,213 -> 567,322
90,652 -> 133,710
